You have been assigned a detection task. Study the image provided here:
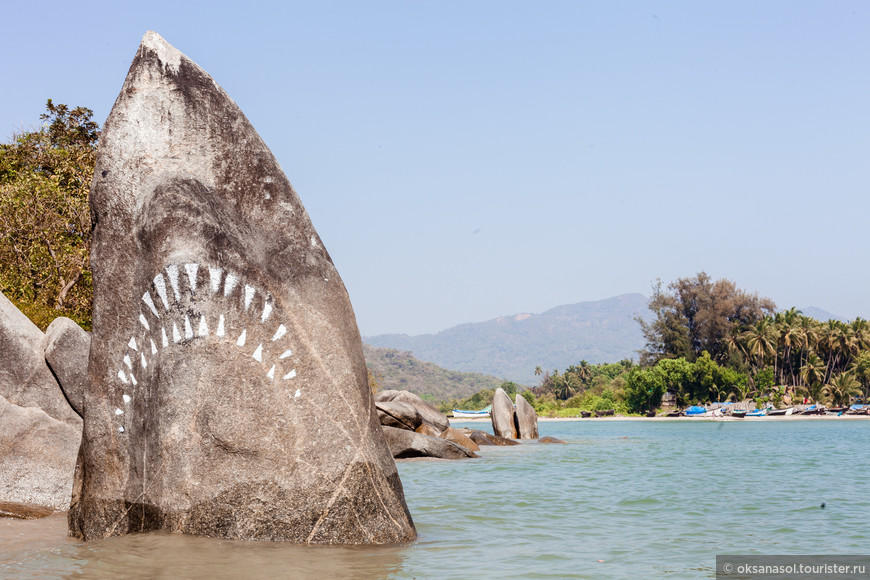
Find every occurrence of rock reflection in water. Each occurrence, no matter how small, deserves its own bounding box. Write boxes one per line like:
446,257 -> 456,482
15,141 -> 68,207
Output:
1,514 -> 406,579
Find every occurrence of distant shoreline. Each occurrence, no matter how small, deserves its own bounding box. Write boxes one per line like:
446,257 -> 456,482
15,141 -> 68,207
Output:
450,415 -> 870,423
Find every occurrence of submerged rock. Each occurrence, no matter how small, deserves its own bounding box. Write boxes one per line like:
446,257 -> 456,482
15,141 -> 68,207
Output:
439,427 -> 480,452
490,388 -> 517,439
0,501 -> 56,519
0,291 -> 80,427
462,429 -> 520,447
43,317 -> 91,417
381,426 -> 477,460
514,394 -> 538,439
69,31 -> 415,544
538,436 -> 566,444
0,394 -> 81,510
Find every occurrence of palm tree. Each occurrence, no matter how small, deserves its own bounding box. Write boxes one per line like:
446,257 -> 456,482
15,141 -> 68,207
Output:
799,354 -> 826,403
823,372 -> 861,407
741,317 -> 777,375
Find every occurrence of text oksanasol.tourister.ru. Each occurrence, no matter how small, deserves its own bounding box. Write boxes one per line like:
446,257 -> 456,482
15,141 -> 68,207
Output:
717,555 -> 869,577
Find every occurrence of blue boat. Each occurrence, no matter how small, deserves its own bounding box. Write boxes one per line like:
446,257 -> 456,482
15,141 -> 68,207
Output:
683,406 -> 707,416
452,405 -> 492,419
745,408 -> 767,417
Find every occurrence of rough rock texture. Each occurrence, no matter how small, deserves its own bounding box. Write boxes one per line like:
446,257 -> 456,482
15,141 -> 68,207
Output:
0,292 -> 81,427
538,436 -> 566,444
375,390 -> 450,432
381,426 -> 477,460
375,401 -> 422,431
43,317 -> 91,417
514,395 -> 538,440
462,429 -> 520,447
0,501 -> 56,519
69,31 -> 415,544
439,427 -> 480,452
414,423 -> 442,437
490,388 -> 517,439
0,395 -> 81,510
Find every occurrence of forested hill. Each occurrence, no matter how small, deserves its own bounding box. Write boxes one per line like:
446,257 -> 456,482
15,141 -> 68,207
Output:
363,344 -> 504,401
364,293 -> 650,385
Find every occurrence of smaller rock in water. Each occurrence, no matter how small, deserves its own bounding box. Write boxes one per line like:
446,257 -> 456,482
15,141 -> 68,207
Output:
490,388 -> 517,439
462,429 -> 520,447
0,501 -> 55,519
376,401 -> 423,431
382,426 -> 477,459
43,317 -> 91,417
514,394 -> 538,439
439,427 -> 480,452
538,436 -> 566,444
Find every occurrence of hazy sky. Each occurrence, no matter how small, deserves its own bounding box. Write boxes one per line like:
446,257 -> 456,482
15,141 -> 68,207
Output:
3,2 -> 868,335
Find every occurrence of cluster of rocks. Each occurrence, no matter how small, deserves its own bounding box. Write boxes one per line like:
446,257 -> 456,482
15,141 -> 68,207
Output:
0,292 -> 88,517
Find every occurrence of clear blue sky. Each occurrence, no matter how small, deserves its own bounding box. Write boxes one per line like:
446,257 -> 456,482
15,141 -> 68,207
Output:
3,1 -> 868,335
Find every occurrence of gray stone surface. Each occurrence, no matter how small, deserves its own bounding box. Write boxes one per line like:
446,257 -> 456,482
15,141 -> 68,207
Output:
381,426 -> 477,460
490,388 -> 517,439
43,317 -> 91,417
375,390 -> 450,432
0,394 -> 81,510
69,31 -> 415,544
0,292 -> 81,427
376,400 -> 423,431
514,394 -> 538,439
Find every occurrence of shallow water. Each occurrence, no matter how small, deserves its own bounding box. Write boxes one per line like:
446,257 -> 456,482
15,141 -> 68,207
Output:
2,420 -> 868,579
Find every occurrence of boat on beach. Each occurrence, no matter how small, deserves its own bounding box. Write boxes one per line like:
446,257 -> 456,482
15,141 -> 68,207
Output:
452,405 -> 492,419
766,407 -> 794,416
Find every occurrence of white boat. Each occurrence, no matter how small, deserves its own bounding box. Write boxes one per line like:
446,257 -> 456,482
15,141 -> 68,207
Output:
452,405 -> 492,419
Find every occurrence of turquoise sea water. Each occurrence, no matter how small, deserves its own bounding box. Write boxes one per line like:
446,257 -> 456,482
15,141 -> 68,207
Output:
2,419 -> 869,579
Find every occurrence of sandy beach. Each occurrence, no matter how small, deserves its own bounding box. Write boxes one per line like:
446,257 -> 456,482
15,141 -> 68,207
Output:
451,414 -> 870,423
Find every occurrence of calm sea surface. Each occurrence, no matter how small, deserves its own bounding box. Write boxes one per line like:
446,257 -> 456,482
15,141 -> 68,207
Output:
2,419 -> 869,579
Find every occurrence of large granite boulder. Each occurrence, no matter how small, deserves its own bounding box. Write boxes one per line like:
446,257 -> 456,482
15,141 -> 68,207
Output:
44,317 -> 91,417
0,292 -> 81,427
490,388 -> 517,439
0,394 -> 81,510
381,426 -> 477,460
69,31 -> 415,544
375,390 -> 450,432
514,394 -> 538,439
376,401 -> 423,431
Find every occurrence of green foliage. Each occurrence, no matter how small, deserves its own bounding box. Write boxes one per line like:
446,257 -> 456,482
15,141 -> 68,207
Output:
0,100 -> 99,329
753,368 -> 775,392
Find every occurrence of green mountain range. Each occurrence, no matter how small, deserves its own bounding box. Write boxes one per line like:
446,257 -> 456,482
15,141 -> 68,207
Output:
364,293 -> 650,385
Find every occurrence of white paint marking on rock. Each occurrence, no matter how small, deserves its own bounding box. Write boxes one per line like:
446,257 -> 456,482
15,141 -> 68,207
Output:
217,314 -> 225,337
143,291 -> 160,318
115,408 -> 124,415
279,349 -> 293,359
185,263 -> 199,293
139,313 -> 150,331
172,322 -> 182,343
118,369 -> 129,383
261,302 -> 273,323
244,285 -> 255,311
140,352 -> 148,369
123,354 -> 132,369
209,266 -> 223,294
123,394 -> 131,404
130,373 -> 138,386
271,324 -> 287,341
252,343 -> 263,362
184,316 -> 194,340
119,426 -> 125,433
128,337 -> 138,352
153,273 -> 169,311
166,264 -> 181,301
224,272 -> 239,297
162,327 -> 169,347
284,369 -> 297,380
236,329 -> 247,347
267,365 -> 275,380
294,389 -> 301,398
151,339 -> 158,355
198,316 -> 208,337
